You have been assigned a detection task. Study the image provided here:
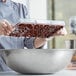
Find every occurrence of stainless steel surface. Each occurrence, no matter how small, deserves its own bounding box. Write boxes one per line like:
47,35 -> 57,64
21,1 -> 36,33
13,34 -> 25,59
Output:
4,49 -> 74,74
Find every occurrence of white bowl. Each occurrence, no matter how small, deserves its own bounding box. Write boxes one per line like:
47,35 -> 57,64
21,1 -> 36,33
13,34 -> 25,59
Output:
4,49 -> 74,74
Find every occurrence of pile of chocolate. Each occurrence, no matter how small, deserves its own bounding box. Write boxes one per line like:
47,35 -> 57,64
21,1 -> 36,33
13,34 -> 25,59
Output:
9,23 -> 63,38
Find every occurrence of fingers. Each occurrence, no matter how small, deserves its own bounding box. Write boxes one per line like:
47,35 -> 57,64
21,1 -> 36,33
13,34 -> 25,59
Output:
1,21 -> 10,34
3,19 -> 14,32
0,19 -> 14,35
56,27 -> 67,36
0,21 -> 7,35
62,27 -> 67,35
52,27 -> 67,36
58,28 -> 67,35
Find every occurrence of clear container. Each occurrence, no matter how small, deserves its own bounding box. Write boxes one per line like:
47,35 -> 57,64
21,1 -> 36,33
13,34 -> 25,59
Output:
19,19 -> 65,26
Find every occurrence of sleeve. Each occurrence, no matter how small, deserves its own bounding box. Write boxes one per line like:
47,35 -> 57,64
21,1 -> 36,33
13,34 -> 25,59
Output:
0,36 -> 25,49
24,37 -> 35,49
0,36 -> 35,49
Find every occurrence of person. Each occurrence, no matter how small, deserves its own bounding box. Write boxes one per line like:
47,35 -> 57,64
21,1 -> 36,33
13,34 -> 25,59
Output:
0,0 -> 67,71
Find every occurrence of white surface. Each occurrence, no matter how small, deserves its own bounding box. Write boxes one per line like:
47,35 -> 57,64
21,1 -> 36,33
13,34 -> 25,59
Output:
0,69 -> 76,76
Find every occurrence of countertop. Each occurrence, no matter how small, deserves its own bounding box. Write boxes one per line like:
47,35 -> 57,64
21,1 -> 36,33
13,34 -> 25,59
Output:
0,69 -> 76,76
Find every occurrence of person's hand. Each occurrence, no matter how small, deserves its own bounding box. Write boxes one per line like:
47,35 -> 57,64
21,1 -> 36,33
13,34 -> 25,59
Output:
0,19 -> 14,35
34,37 -> 46,48
53,27 -> 67,36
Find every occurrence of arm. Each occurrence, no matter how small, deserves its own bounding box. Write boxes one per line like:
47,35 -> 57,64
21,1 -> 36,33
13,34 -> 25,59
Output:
24,37 -> 46,49
0,19 -> 14,35
0,20 -> 25,49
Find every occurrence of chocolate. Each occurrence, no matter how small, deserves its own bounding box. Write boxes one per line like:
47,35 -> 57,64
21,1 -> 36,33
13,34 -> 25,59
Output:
9,23 -> 63,38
